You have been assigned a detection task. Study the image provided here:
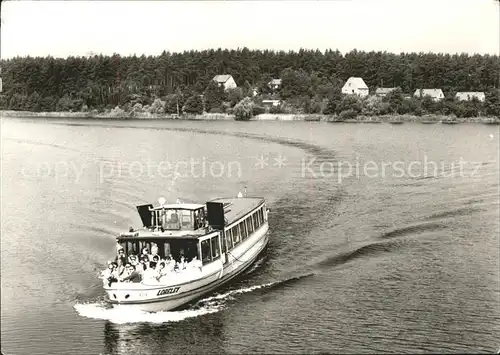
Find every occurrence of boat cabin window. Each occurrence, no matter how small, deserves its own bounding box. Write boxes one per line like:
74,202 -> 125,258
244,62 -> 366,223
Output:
241,220 -> 248,240
165,210 -> 181,230
231,225 -> 240,246
152,208 -> 205,231
201,239 -> 211,264
246,218 -> 254,234
200,235 -> 221,265
252,214 -> 259,230
193,208 -> 205,229
225,229 -> 233,250
211,237 -> 220,259
222,205 -> 265,250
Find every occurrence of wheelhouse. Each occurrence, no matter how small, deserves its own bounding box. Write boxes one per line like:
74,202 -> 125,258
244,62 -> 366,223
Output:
136,203 -> 207,232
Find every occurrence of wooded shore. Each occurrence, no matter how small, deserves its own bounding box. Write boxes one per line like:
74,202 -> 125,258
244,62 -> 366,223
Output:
2,110 -> 499,124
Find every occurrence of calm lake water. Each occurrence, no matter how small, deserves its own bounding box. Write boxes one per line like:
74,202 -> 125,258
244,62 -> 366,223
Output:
1,117 -> 499,354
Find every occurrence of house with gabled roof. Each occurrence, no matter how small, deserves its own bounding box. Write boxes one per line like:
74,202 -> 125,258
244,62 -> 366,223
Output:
213,75 -> 237,91
342,77 -> 369,97
455,92 -> 485,102
413,89 -> 445,102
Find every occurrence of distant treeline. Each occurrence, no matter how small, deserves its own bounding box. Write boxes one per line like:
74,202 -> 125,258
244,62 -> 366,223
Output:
0,48 -> 499,117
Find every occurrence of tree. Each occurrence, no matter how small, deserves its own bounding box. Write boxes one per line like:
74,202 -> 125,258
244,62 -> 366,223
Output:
280,68 -> 310,99
421,95 -> 438,114
9,93 -> 27,110
337,95 -> 362,114
233,97 -> 254,120
383,88 -> 404,114
164,91 -> 183,114
149,98 -> 165,114
183,95 -> 203,114
226,87 -> 244,107
26,92 -> 42,112
1,49 -> 499,114
0,95 -> 9,110
203,80 -> 225,112
323,98 -> 338,115
485,89 -> 500,117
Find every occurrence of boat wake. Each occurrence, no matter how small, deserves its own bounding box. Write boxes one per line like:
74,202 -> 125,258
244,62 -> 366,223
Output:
73,276 -> 303,324
73,300 -> 222,324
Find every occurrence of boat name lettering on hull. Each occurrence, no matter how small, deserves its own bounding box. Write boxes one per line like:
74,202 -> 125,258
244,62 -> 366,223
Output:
157,287 -> 180,296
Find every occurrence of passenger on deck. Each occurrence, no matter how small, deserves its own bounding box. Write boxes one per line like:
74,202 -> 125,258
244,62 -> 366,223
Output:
115,258 -> 126,278
140,254 -> 149,264
143,261 -> 158,282
141,247 -> 150,259
178,256 -> 187,270
164,254 -> 175,270
120,265 -> 142,283
120,263 -> 132,279
128,254 -> 139,266
115,247 -> 127,265
141,256 -> 149,270
156,262 -> 169,281
101,261 -> 118,286
151,243 -> 159,257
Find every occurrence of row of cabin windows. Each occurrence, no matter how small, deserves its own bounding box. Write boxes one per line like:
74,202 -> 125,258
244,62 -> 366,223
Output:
189,206 -> 266,266
152,208 -> 205,231
121,239 -> 199,262
224,206 -> 265,251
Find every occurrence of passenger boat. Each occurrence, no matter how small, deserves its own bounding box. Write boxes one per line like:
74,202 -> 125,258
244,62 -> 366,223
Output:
102,193 -> 270,312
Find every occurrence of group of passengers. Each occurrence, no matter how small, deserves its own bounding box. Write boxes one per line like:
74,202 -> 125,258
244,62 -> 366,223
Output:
100,243 -> 202,285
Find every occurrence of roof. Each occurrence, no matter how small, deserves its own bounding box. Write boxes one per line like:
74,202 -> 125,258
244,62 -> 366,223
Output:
343,77 -> 368,89
269,79 -> 282,85
151,203 -> 204,211
213,75 -> 232,83
455,92 -> 485,99
375,88 -> 397,94
210,197 -> 265,227
118,228 -> 207,240
413,89 -> 444,97
119,196 -> 265,240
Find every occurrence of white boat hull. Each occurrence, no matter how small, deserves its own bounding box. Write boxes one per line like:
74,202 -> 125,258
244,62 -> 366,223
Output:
104,223 -> 269,312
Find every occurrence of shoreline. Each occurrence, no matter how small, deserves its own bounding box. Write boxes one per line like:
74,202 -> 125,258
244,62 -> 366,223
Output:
1,110 -> 499,124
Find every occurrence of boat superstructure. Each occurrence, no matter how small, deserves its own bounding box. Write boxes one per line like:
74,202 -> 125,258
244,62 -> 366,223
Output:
102,194 -> 270,312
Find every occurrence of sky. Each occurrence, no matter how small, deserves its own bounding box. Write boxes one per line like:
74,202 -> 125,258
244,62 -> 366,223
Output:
1,0 -> 499,59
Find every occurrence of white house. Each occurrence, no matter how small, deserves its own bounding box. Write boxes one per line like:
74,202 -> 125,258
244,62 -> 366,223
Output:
342,77 -> 369,97
413,89 -> 445,102
375,87 -> 397,97
262,99 -> 281,108
455,92 -> 485,102
212,75 -> 237,91
268,79 -> 282,90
